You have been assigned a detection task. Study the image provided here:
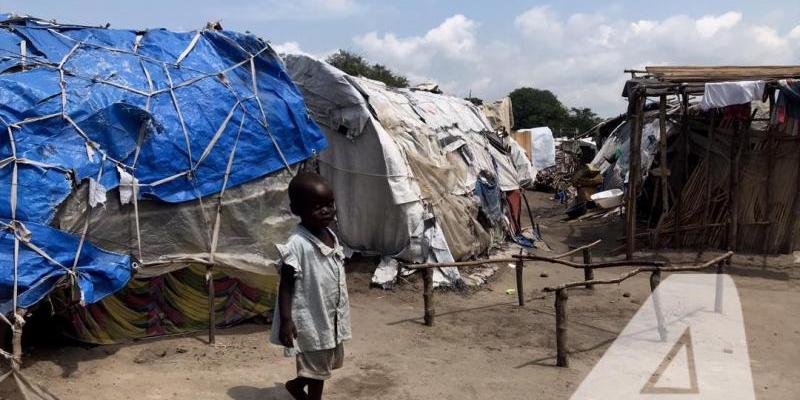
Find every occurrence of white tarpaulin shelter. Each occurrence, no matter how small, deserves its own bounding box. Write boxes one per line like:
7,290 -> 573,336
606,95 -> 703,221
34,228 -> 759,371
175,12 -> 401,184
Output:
519,127 -> 556,171
283,54 -> 523,286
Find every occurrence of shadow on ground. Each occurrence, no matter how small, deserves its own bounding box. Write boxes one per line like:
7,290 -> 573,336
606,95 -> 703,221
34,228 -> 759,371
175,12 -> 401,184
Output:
227,383 -> 292,400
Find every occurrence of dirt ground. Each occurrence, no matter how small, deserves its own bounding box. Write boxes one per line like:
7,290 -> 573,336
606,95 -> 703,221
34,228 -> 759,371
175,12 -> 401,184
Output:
6,191 -> 800,399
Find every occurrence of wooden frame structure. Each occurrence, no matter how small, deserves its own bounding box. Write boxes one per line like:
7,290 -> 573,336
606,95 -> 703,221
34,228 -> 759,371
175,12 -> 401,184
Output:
622,66 -> 800,258
405,242 -> 734,368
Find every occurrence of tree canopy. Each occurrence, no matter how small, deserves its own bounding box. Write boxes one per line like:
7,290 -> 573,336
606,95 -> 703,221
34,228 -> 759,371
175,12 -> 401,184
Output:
509,87 -> 602,136
326,50 -> 409,88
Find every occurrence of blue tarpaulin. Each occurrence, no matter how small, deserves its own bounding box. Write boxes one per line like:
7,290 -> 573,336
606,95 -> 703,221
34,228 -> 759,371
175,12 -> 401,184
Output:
0,16 -> 326,313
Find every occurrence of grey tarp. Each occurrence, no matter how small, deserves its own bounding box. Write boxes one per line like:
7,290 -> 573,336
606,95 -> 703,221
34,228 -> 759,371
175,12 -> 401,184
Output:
284,54 -> 521,285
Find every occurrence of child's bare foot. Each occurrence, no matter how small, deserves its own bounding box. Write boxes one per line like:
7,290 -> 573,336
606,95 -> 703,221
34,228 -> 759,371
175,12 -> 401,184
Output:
285,379 -> 308,400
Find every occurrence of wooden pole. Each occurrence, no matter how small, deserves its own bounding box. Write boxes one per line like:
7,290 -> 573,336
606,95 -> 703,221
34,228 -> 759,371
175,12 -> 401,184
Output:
11,308 -> 26,371
207,266 -> 216,345
582,248 -> 593,290
626,89 -> 645,260
555,289 -> 569,367
422,268 -> 435,326
515,259 -> 525,306
649,270 -> 667,341
715,262 -> 725,314
653,95 -> 670,247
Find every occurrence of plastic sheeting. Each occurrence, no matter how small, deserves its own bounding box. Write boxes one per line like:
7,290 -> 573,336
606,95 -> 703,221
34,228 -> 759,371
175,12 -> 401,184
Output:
524,127 -> 556,171
591,113 -> 675,191
0,16 -> 325,317
480,97 -> 514,134
284,54 -> 517,286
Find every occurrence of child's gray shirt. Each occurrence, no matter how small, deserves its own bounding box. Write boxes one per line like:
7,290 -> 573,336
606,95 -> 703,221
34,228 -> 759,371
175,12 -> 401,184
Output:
270,225 -> 351,353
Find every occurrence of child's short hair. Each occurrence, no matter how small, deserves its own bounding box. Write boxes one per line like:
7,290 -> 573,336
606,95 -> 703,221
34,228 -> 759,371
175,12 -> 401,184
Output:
288,171 -> 328,213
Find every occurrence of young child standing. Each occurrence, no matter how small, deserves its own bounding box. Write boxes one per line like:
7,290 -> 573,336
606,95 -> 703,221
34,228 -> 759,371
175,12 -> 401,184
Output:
270,172 -> 351,400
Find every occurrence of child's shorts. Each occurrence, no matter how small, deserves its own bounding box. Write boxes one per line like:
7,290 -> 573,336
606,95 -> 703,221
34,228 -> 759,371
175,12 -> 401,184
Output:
296,343 -> 344,381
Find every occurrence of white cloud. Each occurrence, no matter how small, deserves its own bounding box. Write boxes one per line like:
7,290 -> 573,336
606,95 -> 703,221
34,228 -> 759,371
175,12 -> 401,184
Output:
514,6 -> 562,39
696,11 -> 742,38
273,41 -> 304,55
346,9 -> 800,117
353,14 -> 479,67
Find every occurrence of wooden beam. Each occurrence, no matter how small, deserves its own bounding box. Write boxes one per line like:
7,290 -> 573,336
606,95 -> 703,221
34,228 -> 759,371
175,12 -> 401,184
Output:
555,289 -> 569,368
583,248 -> 594,290
654,95 -> 670,247
627,89 -> 645,259
422,268 -> 435,326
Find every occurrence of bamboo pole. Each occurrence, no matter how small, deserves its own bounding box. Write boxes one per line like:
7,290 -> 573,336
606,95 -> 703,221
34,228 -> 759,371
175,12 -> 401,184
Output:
422,268 -> 435,326
207,266 -> 216,345
555,289 -> 569,368
582,248 -> 594,290
626,89 -> 645,260
515,258 -> 525,306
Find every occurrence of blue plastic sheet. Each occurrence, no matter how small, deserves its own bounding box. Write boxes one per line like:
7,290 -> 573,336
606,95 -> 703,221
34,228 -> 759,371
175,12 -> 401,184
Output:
0,16 -> 326,313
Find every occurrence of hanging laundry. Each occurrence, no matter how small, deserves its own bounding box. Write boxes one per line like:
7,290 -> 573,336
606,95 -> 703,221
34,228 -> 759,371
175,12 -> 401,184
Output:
775,79 -> 800,123
699,80 -> 765,110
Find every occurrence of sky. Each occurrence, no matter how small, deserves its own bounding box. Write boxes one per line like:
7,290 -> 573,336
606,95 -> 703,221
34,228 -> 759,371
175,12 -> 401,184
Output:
2,1 -> 799,116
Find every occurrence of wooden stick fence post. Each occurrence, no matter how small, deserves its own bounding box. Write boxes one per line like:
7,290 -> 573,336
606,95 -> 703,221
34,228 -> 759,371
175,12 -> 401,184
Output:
422,268 -> 435,326
555,289 -> 569,367
649,270 -> 667,341
626,90 -> 645,260
515,258 -> 525,306
715,261 -> 725,314
207,266 -> 216,345
582,248 -> 593,290
11,308 -> 26,371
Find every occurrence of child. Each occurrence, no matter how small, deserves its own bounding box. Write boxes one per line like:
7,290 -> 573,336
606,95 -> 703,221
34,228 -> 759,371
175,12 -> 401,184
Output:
270,172 -> 351,400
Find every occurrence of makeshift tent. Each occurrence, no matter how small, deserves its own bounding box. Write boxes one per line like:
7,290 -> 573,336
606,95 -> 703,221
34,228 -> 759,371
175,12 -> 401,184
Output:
0,13 -> 326,359
283,54 -> 525,286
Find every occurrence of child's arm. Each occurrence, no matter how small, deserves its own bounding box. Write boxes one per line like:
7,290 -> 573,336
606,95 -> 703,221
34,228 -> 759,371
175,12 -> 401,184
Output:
278,263 -> 298,347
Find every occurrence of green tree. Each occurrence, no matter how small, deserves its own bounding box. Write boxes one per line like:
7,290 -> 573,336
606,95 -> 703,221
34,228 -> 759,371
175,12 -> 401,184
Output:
509,87 -> 569,132
564,107 -> 603,136
326,50 -> 409,88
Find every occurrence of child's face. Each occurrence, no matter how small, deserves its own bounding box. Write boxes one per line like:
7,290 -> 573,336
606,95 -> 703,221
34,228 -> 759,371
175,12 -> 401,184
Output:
297,182 -> 336,230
